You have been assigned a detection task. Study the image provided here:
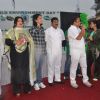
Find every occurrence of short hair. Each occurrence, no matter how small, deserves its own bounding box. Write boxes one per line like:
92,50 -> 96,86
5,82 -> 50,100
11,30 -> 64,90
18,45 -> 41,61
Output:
71,16 -> 80,24
32,14 -> 42,26
51,17 -> 59,23
13,16 -> 24,28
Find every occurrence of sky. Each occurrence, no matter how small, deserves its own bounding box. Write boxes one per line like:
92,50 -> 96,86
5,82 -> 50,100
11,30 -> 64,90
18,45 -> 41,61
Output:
0,0 -> 96,18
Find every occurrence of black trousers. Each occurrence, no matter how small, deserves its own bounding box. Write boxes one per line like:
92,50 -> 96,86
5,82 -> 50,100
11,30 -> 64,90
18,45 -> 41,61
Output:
12,83 -> 32,94
87,49 -> 100,78
87,50 -> 95,78
94,54 -> 100,78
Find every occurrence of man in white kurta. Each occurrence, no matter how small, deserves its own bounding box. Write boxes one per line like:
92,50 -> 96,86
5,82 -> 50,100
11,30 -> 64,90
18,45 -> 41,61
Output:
68,17 -> 92,88
0,29 -> 4,96
45,17 -> 65,85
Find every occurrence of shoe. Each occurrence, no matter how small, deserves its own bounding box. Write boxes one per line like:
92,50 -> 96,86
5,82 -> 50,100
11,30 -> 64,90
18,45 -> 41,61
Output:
77,74 -> 82,77
27,91 -> 31,94
70,83 -> 79,89
64,76 -> 69,80
48,83 -> 54,86
83,81 -> 92,87
93,78 -> 98,81
54,81 -> 64,84
34,83 -> 40,90
16,93 -> 21,97
39,83 -> 46,88
0,95 -> 4,100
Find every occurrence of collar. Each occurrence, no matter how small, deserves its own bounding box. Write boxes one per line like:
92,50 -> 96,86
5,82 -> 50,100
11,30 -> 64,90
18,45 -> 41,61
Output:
51,26 -> 58,31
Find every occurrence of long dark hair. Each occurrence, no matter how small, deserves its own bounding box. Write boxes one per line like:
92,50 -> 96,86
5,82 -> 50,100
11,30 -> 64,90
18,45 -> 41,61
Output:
13,16 -> 24,28
32,14 -> 42,27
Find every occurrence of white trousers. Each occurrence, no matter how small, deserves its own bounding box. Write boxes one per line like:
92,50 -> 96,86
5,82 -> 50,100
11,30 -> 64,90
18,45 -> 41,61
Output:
47,51 -> 62,83
70,48 -> 89,84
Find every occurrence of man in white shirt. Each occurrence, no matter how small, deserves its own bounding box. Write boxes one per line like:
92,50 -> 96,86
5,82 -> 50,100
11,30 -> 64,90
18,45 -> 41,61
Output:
45,17 -> 65,86
0,29 -> 4,96
68,17 -> 92,88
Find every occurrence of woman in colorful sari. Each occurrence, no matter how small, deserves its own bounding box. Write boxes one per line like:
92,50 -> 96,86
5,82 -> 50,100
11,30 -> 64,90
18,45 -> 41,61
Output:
5,16 -> 36,96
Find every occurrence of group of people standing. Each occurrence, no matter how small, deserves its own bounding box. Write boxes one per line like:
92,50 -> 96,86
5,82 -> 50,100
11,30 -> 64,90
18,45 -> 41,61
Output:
0,14 -> 65,97
64,17 -> 100,88
0,14 -> 100,97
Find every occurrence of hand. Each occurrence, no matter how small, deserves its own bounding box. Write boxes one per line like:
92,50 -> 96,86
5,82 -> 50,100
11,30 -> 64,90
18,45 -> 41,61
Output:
20,38 -> 27,45
89,36 -> 93,41
16,39 -> 22,46
16,38 -> 26,46
93,27 -> 97,32
81,25 -> 85,30
81,25 -> 86,36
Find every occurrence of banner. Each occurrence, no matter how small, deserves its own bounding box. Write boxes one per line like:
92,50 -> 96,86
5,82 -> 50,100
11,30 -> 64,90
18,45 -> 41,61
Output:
0,11 -> 60,33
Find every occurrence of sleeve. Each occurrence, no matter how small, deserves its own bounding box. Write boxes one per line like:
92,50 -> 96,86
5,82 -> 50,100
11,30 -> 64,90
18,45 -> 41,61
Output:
5,29 -> 14,46
0,29 -> 4,55
29,28 -> 34,37
5,39 -> 14,46
60,29 -> 65,41
68,27 -> 80,39
5,29 -> 13,39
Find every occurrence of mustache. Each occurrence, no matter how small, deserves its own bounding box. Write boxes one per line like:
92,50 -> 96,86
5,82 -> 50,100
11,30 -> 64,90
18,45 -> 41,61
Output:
55,24 -> 58,25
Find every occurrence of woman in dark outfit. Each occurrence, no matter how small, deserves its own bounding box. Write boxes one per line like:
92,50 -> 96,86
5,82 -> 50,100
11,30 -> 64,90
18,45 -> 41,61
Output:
87,20 -> 100,81
5,17 -> 35,96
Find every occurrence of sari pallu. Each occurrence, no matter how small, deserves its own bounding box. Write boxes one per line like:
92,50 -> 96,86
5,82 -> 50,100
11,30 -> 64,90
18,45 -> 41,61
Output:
5,28 -> 36,86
